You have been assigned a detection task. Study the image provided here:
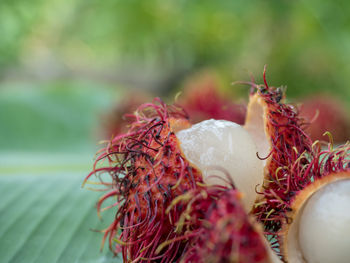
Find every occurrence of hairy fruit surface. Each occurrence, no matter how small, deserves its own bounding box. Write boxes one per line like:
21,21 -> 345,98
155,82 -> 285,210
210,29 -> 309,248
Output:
85,98 -> 204,262
168,186 -> 276,263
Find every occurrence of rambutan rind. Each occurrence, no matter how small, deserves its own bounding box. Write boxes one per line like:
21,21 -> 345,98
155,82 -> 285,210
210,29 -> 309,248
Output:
245,82 -> 313,235
84,98 -> 204,262
244,72 -> 350,261
163,183 -> 280,263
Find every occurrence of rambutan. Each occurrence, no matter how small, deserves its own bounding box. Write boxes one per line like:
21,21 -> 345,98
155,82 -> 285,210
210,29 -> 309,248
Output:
164,185 -> 281,263
176,71 -> 314,219
178,73 -> 246,125
101,92 -> 151,138
85,69 -> 350,263
281,173 -> 350,263
176,119 -> 264,211
86,94 -> 281,262
240,71 -> 350,261
299,95 -> 350,143
241,75 -> 350,262
279,142 -> 350,262
243,75 -> 314,238
84,98 -> 204,262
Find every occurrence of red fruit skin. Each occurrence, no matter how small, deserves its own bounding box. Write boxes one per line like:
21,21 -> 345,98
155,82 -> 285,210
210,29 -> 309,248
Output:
85,98 -> 204,262
101,92 -> 151,138
249,85 -> 313,234
300,96 -> 350,143
246,79 -> 350,260
176,186 -> 269,263
179,74 -> 246,125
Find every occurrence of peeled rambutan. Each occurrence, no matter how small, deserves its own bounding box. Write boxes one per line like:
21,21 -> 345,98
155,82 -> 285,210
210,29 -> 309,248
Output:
86,70 -> 350,262
239,71 -> 350,261
176,119 -> 264,211
176,72 -> 314,218
84,98 -> 204,262
278,142 -> 350,262
163,185 -> 281,263
86,93 -> 284,262
281,171 -> 350,263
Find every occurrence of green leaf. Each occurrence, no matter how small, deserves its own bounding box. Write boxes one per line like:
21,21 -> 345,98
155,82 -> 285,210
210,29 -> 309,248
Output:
0,174 -> 121,263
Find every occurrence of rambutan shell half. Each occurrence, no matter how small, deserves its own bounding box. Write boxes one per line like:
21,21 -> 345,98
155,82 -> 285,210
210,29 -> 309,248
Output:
85,99 -> 206,262
244,85 -> 313,237
281,172 -> 350,263
169,186 -> 282,263
244,91 -> 272,166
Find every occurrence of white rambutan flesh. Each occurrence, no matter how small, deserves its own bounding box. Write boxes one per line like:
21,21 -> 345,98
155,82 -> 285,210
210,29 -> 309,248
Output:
298,179 -> 350,263
176,119 -> 264,210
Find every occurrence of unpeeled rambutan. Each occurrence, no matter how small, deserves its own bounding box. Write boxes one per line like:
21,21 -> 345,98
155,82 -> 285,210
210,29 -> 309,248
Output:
84,98 -> 204,262
178,72 -> 246,125
164,185 -> 281,263
101,92 -> 151,138
299,95 -> 350,143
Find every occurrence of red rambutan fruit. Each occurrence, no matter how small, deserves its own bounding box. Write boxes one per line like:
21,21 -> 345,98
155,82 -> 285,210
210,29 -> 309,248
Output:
101,92 -> 151,138
163,184 -> 281,263
84,98 -> 204,262
299,95 -> 350,143
178,73 -> 246,125
242,72 -> 314,242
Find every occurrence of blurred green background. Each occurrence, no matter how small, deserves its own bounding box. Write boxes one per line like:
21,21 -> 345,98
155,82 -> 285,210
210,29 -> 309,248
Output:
1,0 -> 350,153
1,1 -> 350,262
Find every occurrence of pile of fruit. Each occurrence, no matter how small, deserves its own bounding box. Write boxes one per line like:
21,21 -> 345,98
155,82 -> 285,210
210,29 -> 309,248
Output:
84,72 -> 350,263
